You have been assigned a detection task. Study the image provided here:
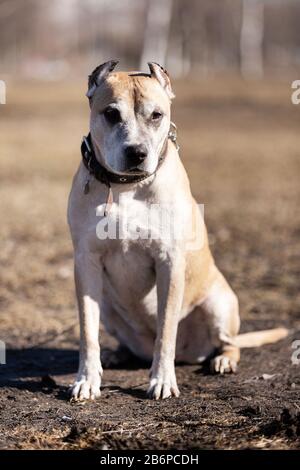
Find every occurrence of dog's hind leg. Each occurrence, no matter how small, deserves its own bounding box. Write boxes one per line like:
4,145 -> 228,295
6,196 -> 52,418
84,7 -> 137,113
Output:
200,269 -> 240,374
176,306 -> 214,364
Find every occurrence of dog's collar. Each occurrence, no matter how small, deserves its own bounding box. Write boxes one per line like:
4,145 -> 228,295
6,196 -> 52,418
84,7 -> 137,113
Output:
81,133 -> 154,188
81,122 -> 179,215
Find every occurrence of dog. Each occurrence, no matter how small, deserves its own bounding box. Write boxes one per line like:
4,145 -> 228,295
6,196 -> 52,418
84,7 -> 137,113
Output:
68,61 -> 287,400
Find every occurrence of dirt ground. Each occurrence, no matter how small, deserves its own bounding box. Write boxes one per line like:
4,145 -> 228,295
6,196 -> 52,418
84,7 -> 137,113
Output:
0,77 -> 299,450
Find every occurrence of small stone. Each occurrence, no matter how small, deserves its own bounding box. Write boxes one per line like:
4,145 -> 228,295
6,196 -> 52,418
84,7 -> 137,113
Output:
261,373 -> 277,380
61,415 -> 72,422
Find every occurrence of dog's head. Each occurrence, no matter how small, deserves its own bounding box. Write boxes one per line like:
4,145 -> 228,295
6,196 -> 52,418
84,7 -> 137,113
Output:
86,60 -> 175,176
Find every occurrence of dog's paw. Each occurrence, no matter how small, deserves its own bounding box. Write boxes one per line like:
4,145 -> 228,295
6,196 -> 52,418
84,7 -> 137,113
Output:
147,370 -> 180,400
211,354 -> 237,374
70,366 -> 102,401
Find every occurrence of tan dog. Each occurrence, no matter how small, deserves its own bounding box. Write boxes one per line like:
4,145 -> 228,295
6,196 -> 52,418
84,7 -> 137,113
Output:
68,61 -> 287,401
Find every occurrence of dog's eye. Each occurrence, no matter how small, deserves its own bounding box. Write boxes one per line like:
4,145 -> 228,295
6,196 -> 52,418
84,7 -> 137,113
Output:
103,107 -> 121,125
151,111 -> 163,121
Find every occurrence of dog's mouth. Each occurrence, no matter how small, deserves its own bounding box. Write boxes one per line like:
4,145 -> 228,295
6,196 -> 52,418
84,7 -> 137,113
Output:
127,167 -> 148,174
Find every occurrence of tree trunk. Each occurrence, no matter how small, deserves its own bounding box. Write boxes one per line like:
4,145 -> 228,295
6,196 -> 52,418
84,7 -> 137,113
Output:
240,0 -> 264,79
140,0 -> 173,69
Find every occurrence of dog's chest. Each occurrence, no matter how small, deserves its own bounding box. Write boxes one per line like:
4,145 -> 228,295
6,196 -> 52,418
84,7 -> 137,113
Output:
101,242 -> 158,330
78,187 -> 179,320
97,198 -> 158,317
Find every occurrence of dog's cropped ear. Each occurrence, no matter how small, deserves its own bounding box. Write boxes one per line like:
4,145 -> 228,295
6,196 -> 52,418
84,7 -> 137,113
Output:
148,62 -> 175,100
86,60 -> 119,99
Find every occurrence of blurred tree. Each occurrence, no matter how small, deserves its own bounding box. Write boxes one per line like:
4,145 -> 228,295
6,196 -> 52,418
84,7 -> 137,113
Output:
140,0 -> 173,68
0,0 -> 300,78
240,0 -> 264,78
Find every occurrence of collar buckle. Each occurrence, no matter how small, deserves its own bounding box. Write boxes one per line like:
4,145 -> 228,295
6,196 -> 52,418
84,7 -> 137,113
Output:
168,121 -> 180,151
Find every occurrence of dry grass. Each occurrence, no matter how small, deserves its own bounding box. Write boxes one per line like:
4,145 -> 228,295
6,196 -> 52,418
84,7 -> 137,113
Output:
0,77 -> 299,449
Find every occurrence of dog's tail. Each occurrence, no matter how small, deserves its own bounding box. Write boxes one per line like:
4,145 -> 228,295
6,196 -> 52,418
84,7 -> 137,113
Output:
234,327 -> 288,348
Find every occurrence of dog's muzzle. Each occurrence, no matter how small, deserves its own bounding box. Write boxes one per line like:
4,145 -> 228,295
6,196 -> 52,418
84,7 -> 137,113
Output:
124,144 -> 148,171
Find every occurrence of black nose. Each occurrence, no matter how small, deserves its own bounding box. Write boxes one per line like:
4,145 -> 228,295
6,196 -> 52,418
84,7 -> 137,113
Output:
124,144 -> 147,167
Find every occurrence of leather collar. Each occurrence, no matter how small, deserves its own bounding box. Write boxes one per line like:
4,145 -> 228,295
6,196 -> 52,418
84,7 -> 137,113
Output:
81,122 -> 179,188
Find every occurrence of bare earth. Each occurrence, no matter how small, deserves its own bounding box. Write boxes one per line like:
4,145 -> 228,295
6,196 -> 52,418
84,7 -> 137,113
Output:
0,78 -> 299,449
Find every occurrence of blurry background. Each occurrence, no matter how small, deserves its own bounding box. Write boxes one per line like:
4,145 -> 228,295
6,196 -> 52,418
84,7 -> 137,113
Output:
0,0 -> 300,449
1,0 -> 300,79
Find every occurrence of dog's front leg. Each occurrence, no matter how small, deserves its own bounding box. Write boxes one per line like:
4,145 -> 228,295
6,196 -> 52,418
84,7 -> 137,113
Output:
70,252 -> 103,401
148,252 -> 185,400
